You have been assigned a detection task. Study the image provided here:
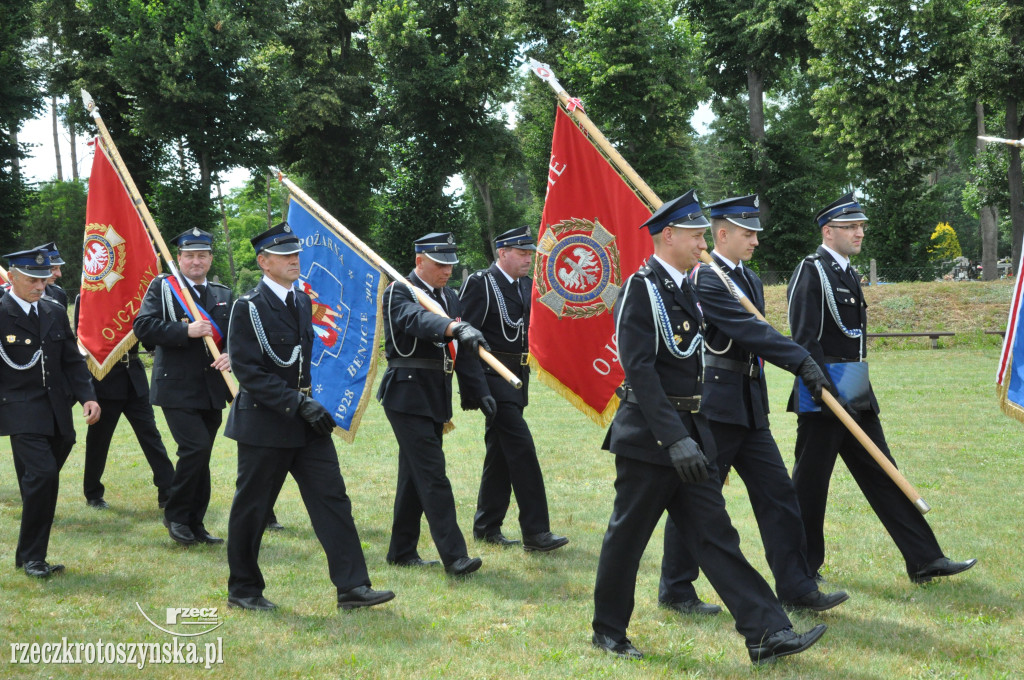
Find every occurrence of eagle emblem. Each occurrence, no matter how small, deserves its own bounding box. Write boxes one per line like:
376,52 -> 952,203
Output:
534,218 -> 620,319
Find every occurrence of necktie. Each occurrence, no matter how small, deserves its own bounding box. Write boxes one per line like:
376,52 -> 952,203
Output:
432,288 -> 447,313
848,266 -> 861,289
193,284 -> 206,306
28,305 -> 39,329
285,290 -> 300,324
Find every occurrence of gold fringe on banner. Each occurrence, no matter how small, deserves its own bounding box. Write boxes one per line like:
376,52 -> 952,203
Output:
83,331 -> 139,381
528,356 -> 618,428
997,355 -> 1024,424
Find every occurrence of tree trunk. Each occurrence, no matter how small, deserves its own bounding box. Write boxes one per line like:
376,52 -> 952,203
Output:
9,130 -> 19,175
977,100 -> 999,281
746,68 -> 771,228
267,174 -> 274,227
471,175 -> 497,259
69,118 -> 78,181
51,95 -> 63,182
216,178 -> 237,284
1007,97 -> 1024,273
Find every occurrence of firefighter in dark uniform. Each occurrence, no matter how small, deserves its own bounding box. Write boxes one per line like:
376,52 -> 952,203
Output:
1,247 -> 100,577
591,191 -> 827,665
458,225 -> 569,553
74,296 -> 174,510
378,232 -> 492,576
657,195 -> 848,616
788,193 -> 976,584
134,228 -> 232,547
224,222 -> 394,611
38,242 -> 69,308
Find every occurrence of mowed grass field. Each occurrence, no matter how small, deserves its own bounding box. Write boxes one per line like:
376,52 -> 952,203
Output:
1,290 -> 1022,678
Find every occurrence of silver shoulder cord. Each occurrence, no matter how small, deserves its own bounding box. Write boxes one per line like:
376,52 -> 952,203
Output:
693,265 -> 733,356
161,277 -> 175,321
486,272 -> 523,342
787,259 -> 863,361
247,299 -> 301,367
644,277 -> 703,359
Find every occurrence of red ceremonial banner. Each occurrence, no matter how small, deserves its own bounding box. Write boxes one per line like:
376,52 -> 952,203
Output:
77,138 -> 160,379
529,107 -> 654,425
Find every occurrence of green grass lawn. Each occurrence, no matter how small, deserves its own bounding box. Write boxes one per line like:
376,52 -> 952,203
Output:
1,349 -> 1021,678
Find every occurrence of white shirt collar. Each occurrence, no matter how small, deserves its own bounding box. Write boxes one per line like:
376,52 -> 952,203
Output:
8,291 -> 37,315
261,275 -> 295,304
495,262 -> 517,284
652,254 -> 686,288
183,275 -> 208,288
821,244 -> 850,270
712,250 -> 741,270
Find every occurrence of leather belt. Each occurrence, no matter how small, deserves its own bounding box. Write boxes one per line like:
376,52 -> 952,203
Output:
617,385 -> 701,413
704,355 -> 760,379
483,351 -> 529,374
299,386 -> 312,397
387,356 -> 454,374
824,356 -> 861,364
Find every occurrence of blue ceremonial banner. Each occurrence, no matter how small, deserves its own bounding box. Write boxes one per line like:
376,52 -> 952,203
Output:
287,196 -> 385,442
796,362 -> 871,413
997,249 -> 1024,424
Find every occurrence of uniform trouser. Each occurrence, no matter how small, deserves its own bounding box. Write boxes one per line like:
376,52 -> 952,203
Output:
660,423 -> 817,603
84,396 -> 174,502
593,454 -> 791,646
793,411 -> 944,575
12,432 -> 74,565
227,436 -> 370,598
384,408 -> 468,567
162,407 -> 221,529
473,400 -> 550,537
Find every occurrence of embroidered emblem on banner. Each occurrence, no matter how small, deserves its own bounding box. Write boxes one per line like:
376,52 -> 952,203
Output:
82,224 -> 128,292
535,218 -> 620,318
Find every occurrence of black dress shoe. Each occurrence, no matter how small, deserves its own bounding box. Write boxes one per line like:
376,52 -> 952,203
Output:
266,520 -> 285,531
813,571 -> 827,585
227,595 -> 277,611
445,556 -> 483,576
86,498 -> 109,509
522,532 -> 570,553
782,589 -> 849,612
748,624 -> 827,665
387,557 -> 441,567
168,522 -> 199,545
193,526 -> 224,545
476,532 -> 521,547
337,585 -> 396,610
592,633 -> 643,660
24,561 -> 65,578
910,557 -> 977,584
659,598 -> 722,616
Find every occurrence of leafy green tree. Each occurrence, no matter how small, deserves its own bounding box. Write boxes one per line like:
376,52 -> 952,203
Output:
808,0 -> 971,274
21,180 -> 87,296
0,0 -> 42,250
929,222 -> 962,260
562,0 -> 707,200
353,0 -> 520,267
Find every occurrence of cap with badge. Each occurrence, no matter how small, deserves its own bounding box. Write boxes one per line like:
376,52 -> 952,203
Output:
816,192 -> 869,228
4,247 -> 53,278
38,242 -> 65,266
251,221 -> 303,255
414,232 -> 459,264
494,225 -> 537,251
708,194 -> 761,231
173,227 -> 214,251
640,189 -> 710,234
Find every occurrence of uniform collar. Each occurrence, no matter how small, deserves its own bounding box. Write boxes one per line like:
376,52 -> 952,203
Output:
182,275 -> 208,288
494,261 -> 517,284
820,244 -> 850,270
711,250 -> 741,271
7,291 -> 37,315
261,275 -> 295,304
651,254 -> 686,288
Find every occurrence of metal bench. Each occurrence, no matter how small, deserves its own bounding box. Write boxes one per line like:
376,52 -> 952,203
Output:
866,332 -> 955,349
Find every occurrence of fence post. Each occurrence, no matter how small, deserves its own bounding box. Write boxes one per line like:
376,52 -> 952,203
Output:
869,259 -> 877,286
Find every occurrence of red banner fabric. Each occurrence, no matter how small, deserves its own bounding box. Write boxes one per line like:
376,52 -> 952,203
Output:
528,107 -> 653,425
78,138 -> 160,379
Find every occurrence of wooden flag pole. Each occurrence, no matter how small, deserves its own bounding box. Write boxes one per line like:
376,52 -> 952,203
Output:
0,263 -> 9,285
529,61 -> 930,514
81,90 -> 236,397
275,170 -> 522,390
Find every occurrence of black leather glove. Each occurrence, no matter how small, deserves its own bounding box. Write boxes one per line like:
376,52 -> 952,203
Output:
451,321 -> 490,356
480,395 -> 497,424
797,356 -> 831,405
298,394 -> 336,436
667,437 -> 709,484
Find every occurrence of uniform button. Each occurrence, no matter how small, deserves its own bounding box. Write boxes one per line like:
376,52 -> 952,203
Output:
285,408 -> 291,413
656,441 -> 663,446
